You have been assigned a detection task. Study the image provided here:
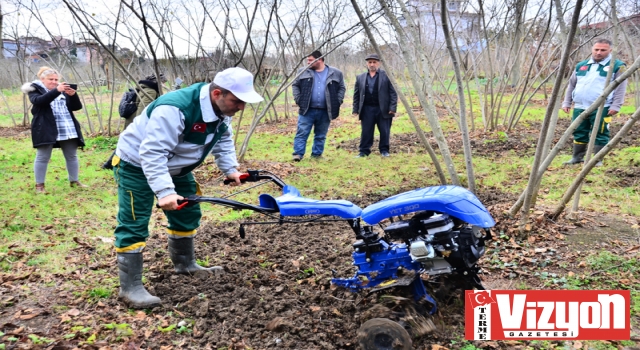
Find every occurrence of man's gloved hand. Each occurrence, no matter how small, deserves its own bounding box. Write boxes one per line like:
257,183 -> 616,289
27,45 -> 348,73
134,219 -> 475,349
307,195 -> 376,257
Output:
158,194 -> 184,211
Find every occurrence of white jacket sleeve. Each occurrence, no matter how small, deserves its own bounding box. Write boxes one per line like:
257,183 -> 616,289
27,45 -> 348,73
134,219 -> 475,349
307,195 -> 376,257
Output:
211,118 -> 239,176
609,70 -> 628,112
139,105 -> 185,198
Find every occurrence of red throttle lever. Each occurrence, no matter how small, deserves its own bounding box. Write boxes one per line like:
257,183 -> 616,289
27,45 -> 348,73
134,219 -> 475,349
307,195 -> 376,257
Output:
176,200 -> 189,210
155,198 -> 191,210
223,173 -> 250,185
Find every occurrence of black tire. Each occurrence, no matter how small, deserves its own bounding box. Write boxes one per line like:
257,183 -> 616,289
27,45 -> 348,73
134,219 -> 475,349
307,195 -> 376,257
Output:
357,318 -> 412,350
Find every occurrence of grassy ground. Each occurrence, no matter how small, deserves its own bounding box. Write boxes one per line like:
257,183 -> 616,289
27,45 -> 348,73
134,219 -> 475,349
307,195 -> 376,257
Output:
1,86 -> 639,275
0,86 -> 639,348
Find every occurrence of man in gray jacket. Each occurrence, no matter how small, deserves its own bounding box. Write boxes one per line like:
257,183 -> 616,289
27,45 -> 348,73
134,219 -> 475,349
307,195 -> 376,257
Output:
353,54 -> 398,157
111,67 -> 263,309
291,50 -> 346,161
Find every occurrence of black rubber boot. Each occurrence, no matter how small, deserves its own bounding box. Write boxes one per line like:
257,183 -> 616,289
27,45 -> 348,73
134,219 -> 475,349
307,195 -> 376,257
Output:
168,237 -> 224,275
563,144 -> 587,165
117,253 -> 161,309
594,144 -> 605,167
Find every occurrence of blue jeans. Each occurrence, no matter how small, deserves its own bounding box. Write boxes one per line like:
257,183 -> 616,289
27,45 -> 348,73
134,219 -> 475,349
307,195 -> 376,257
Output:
293,108 -> 331,157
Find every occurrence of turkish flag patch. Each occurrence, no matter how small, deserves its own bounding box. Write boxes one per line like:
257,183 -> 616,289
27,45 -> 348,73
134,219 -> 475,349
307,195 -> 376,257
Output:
579,66 -> 588,71
191,123 -> 206,133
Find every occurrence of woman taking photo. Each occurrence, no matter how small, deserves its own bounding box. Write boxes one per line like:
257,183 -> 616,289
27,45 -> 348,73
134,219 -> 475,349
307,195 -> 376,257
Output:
22,67 -> 87,193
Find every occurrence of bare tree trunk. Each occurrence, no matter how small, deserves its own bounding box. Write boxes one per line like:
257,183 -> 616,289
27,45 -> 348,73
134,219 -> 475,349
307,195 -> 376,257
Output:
137,0 -> 163,95
14,37 -> 30,126
23,95 -> 28,126
518,0 -> 583,229
518,6 -> 557,206
0,3 -> 4,60
440,0 -> 475,191
381,0 -> 460,185
108,58 -> 117,135
234,109 -> 246,146
510,0 -> 526,88
476,0 -> 496,131
554,0 -> 568,39
107,2 -> 123,135
350,0 -> 447,184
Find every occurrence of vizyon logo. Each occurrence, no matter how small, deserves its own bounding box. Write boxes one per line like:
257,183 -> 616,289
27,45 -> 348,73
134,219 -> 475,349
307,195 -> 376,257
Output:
465,290 -> 630,340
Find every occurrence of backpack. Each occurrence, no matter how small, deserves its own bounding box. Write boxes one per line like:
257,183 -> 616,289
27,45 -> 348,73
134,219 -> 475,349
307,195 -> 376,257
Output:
118,88 -> 139,119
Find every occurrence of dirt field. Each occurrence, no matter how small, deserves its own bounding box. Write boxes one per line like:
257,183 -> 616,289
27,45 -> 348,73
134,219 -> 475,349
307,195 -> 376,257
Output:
1,118 -> 639,349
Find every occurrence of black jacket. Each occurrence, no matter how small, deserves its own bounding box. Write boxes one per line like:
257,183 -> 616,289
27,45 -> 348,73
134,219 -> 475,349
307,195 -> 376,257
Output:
291,65 -> 346,120
353,70 -> 398,119
22,82 -> 84,148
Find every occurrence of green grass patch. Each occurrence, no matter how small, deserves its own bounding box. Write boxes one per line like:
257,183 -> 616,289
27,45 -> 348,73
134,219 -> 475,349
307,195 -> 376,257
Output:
564,251 -> 640,317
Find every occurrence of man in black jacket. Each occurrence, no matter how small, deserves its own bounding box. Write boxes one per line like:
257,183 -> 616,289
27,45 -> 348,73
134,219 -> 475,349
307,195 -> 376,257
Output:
291,50 -> 346,161
353,54 -> 398,157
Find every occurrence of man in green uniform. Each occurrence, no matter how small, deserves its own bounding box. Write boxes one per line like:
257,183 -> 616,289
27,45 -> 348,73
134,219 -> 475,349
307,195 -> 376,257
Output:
112,67 -> 263,308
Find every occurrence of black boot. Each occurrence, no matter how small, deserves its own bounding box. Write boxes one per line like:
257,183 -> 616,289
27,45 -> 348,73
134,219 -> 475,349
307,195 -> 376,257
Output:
117,253 -> 161,309
102,151 -> 116,170
563,144 -> 587,165
593,144 -> 605,167
168,237 -> 224,275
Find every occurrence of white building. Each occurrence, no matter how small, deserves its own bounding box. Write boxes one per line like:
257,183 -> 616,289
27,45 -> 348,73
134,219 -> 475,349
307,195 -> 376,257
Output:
401,0 -> 483,50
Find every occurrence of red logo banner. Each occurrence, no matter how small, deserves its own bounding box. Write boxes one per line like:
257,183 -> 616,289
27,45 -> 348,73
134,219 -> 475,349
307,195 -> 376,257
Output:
465,290 -> 630,340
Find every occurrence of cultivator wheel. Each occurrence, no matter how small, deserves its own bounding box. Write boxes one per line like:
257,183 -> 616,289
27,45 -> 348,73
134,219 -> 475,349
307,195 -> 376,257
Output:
356,318 -> 412,350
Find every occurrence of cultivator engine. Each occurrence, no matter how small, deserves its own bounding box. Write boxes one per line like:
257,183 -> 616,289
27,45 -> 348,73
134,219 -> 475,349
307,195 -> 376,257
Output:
330,186 -> 494,314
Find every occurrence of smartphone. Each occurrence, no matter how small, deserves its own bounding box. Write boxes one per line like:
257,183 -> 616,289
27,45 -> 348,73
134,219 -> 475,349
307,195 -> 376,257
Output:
67,83 -> 78,90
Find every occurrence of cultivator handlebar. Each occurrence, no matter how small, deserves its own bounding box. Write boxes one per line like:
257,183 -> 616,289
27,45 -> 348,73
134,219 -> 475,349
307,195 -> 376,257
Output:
222,169 -> 286,188
174,194 -> 280,214
156,170 -> 285,213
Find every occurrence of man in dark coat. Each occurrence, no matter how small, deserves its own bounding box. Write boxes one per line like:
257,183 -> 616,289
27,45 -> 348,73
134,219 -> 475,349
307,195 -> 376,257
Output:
291,50 -> 346,161
353,54 -> 398,157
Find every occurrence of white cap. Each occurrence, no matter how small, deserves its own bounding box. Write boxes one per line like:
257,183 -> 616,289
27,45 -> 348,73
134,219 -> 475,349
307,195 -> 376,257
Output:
213,67 -> 264,103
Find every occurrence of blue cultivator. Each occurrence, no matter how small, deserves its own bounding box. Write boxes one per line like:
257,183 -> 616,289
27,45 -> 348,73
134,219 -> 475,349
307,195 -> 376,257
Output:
178,170 -> 495,315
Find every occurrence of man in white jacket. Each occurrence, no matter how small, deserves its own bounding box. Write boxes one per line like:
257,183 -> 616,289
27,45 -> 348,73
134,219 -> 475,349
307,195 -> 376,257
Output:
111,67 -> 263,308
561,38 -> 628,166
